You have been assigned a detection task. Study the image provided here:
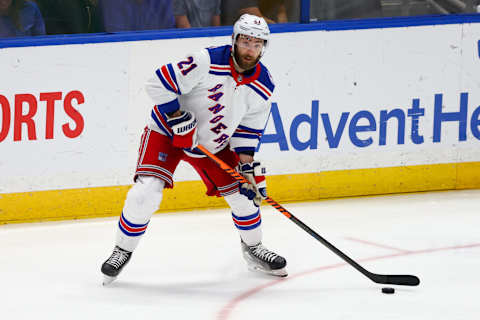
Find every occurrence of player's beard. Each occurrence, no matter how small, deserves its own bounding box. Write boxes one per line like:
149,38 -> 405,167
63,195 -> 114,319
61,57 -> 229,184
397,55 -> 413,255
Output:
234,46 -> 260,71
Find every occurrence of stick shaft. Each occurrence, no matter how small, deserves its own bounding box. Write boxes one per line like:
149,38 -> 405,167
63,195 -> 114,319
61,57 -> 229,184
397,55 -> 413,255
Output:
197,145 -> 420,286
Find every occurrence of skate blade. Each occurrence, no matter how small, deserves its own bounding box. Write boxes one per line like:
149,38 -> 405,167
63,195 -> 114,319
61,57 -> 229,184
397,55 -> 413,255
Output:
102,275 -> 116,286
248,264 -> 288,277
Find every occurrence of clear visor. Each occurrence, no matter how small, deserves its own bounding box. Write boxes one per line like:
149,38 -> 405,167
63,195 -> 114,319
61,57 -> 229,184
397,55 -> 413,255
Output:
236,35 -> 265,52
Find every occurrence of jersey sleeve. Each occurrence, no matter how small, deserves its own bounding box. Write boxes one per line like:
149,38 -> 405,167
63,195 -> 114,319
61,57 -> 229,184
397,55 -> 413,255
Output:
231,65 -> 276,155
145,49 -> 210,114
230,100 -> 272,154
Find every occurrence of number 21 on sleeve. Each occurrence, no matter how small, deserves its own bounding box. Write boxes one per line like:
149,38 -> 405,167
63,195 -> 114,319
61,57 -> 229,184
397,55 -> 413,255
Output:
177,56 -> 197,76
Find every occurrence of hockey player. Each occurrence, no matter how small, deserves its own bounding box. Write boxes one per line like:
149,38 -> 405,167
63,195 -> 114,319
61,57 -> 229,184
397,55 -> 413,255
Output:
101,14 -> 287,285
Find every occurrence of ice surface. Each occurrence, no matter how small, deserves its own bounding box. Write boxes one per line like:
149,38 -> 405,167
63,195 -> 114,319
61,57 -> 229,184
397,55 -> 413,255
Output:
1,190 -> 479,320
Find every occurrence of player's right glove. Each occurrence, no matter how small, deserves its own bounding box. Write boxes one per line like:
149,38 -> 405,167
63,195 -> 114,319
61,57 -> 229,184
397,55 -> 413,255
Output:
165,110 -> 198,149
237,161 -> 267,207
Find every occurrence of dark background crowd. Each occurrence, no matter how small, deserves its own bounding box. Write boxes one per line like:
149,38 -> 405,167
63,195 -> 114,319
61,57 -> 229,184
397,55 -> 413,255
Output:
1,0 -> 479,39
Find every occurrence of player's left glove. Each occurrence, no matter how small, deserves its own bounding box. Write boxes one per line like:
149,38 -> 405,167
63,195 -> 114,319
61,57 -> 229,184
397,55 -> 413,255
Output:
237,161 -> 267,207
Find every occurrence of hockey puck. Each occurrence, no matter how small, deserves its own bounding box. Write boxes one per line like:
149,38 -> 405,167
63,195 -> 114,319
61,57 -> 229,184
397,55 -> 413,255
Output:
382,287 -> 395,294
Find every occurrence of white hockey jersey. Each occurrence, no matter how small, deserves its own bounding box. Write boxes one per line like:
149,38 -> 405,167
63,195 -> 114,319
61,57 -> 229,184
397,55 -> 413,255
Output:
145,45 -> 275,156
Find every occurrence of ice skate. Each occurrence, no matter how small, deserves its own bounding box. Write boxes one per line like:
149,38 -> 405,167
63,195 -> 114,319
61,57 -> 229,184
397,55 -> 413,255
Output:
241,241 -> 287,277
101,246 -> 132,285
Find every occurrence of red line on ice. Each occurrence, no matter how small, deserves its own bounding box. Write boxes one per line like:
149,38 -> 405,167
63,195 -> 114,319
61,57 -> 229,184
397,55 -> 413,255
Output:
216,242 -> 480,320
344,237 -> 411,253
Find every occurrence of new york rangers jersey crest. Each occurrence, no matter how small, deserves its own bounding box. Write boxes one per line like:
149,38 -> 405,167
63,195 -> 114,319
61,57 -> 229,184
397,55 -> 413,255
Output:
145,45 -> 275,156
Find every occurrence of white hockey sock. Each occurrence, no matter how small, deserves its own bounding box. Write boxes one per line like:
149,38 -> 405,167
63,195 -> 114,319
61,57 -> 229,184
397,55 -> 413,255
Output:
116,176 -> 164,252
224,191 -> 262,246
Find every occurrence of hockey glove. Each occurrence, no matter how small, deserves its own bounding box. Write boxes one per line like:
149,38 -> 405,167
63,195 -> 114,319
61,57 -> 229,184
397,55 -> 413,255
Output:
237,161 -> 267,207
166,110 -> 198,149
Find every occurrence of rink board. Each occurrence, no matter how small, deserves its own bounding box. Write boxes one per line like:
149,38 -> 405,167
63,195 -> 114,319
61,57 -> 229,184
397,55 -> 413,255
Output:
1,161 -> 479,224
1,16 -> 480,223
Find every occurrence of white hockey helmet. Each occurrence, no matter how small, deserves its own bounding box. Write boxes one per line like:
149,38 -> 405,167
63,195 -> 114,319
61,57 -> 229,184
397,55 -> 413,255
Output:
232,14 -> 270,57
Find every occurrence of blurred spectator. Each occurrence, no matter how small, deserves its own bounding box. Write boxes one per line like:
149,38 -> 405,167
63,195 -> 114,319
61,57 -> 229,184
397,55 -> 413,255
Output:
337,0 -> 382,19
434,0 -> 480,13
310,0 -> 333,20
98,0 -> 175,32
35,0 -> 101,35
259,0 -> 288,23
0,0 -> 45,37
173,0 -> 221,28
311,0 -> 382,21
284,0 -> 300,22
221,0 -> 275,25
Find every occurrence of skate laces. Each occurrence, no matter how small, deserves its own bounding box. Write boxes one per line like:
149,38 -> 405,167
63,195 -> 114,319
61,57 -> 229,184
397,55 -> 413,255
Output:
251,244 -> 278,263
107,247 -> 130,269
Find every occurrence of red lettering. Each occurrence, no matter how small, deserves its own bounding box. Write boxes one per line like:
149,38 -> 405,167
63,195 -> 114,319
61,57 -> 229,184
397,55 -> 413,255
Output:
14,94 -> 37,141
210,122 -> 227,134
210,115 -> 224,124
40,92 -> 62,139
0,91 -> 86,142
0,95 -> 11,142
208,103 -> 225,114
62,91 -> 85,138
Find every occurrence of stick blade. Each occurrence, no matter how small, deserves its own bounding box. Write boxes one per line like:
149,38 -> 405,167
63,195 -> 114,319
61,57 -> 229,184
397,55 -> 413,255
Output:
370,273 -> 420,286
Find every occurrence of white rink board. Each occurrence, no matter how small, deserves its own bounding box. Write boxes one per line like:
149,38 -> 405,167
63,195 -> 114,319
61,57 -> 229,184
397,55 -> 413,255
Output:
1,24 -> 480,193
0,43 -> 131,193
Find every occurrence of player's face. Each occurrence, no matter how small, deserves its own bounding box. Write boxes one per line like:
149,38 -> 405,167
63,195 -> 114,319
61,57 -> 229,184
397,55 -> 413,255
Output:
234,35 -> 264,70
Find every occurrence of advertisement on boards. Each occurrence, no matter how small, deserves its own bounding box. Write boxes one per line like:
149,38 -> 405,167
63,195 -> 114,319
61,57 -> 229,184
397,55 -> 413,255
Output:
1,23 -> 480,194
0,43 -> 130,193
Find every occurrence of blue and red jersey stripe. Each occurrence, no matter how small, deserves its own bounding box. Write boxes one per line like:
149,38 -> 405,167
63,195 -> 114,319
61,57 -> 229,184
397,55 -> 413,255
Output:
156,63 -> 181,94
232,125 -> 263,140
151,105 -> 174,137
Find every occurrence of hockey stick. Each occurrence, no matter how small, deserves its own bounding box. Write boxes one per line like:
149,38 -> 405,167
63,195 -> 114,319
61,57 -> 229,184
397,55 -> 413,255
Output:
197,144 -> 420,286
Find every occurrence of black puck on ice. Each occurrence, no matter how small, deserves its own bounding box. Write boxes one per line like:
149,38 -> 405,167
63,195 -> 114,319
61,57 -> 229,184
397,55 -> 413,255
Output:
382,287 -> 395,294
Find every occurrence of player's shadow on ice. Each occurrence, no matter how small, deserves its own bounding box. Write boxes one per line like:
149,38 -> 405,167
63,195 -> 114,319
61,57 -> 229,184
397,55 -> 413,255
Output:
102,271 -> 283,296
